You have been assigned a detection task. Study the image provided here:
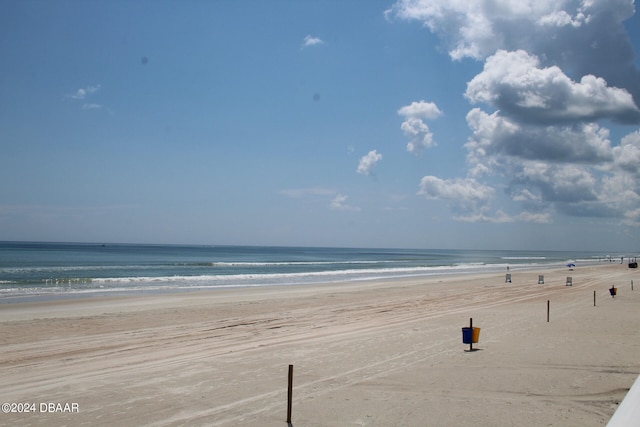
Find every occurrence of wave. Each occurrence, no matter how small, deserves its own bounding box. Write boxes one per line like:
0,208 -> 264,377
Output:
0,265 -> 166,274
91,263 -> 515,284
1,264 -> 494,287
1,265 -> 490,296
209,260 -> 391,267
0,260 -> 396,274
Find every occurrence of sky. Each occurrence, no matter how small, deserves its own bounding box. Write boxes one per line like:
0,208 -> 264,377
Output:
1,0 -> 640,252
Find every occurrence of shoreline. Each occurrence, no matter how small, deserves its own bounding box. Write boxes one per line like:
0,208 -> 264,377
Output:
1,263 -> 638,426
0,258 -> 615,306
0,260 -> 591,307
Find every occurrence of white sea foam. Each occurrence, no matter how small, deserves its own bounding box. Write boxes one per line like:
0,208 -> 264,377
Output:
210,260 -> 389,266
89,262 -> 536,286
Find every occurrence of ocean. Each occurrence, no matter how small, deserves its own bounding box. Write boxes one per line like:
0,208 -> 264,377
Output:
0,241 -> 623,302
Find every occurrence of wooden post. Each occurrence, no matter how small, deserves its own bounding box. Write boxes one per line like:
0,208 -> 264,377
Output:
632,280 -> 634,291
594,290 -> 596,307
287,364 -> 293,423
469,318 -> 473,352
547,300 -> 550,322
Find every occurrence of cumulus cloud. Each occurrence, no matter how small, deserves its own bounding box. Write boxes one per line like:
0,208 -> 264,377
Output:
390,0 -> 640,225
388,0 -> 640,107
357,150 -> 383,175
464,111 -> 638,220
465,108 -> 613,165
623,208 -> 640,226
397,100 -> 442,155
302,35 -> 324,48
387,1 -> 632,57
418,176 -> 524,223
518,163 -> 599,203
388,1 -> 587,60
398,100 -> 443,119
418,176 -> 494,201
613,131 -> 640,176
417,176 -> 500,219
466,50 -> 640,124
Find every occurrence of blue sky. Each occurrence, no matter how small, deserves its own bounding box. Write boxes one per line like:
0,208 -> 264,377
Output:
2,0 -> 640,252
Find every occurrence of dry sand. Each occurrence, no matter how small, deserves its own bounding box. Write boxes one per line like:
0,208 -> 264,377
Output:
1,263 -> 639,426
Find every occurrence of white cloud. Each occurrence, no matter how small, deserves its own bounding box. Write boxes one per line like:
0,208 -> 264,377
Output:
357,150 -> 383,175
512,188 -> 540,203
623,208 -> 640,226
397,100 -> 442,120
518,162 -> 599,203
390,0 -> 640,226
388,0 -> 633,58
613,131 -> 640,176
537,9 -> 586,27
390,0 -> 640,107
67,84 -> 100,100
465,108 -> 613,165
401,118 -> 436,155
398,100 -> 442,155
330,194 -> 360,211
302,35 -> 324,48
456,209 -> 515,223
66,85 -> 109,112
418,176 -> 493,201
600,174 -> 640,207
500,152 -> 640,220
466,50 -> 640,124
417,176 -> 499,220
516,211 -> 552,223
389,0 -> 557,60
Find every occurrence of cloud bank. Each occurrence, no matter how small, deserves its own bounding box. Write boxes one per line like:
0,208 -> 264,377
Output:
389,0 -> 640,226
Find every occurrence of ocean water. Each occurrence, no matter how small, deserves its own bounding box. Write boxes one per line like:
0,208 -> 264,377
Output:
0,242 -> 622,302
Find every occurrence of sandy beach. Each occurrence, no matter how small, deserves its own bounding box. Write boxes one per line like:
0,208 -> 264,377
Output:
1,263 -> 638,426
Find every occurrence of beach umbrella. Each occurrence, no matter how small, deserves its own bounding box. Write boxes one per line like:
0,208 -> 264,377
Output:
567,263 -> 575,267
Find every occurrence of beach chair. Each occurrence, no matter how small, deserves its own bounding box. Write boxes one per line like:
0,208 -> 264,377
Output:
505,273 -> 511,283
566,276 -> 572,286
538,275 -> 544,284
